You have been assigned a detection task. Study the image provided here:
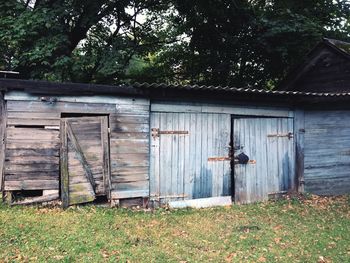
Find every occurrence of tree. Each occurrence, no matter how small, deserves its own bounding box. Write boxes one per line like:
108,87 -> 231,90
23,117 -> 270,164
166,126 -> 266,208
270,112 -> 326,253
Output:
152,0 -> 350,88
1,0 -> 349,88
0,0 -> 171,82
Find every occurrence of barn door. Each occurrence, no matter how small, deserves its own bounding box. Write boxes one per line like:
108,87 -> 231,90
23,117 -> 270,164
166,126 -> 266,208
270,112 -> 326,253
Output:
233,118 -> 294,204
60,116 -> 110,207
150,112 -> 231,205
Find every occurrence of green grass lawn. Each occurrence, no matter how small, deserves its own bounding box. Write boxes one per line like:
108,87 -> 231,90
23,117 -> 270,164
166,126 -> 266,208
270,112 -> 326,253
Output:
0,195 -> 349,263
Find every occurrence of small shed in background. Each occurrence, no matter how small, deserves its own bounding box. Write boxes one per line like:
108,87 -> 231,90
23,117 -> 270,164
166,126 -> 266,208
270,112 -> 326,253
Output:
278,38 -> 350,195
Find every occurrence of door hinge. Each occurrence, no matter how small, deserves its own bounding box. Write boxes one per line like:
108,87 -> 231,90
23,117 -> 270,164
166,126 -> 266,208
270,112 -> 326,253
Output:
267,132 -> 293,139
152,128 -> 189,139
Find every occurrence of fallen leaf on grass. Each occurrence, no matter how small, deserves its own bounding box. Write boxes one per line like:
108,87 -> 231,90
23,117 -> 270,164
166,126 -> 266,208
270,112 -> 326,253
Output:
258,256 -> 267,262
273,225 -> 283,231
274,238 -> 281,244
225,253 -> 237,262
318,256 -> 326,263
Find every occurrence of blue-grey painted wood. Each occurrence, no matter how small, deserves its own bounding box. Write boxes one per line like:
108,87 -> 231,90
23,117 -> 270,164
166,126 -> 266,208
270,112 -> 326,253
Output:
233,118 -> 294,204
304,110 -> 350,195
150,112 -> 231,204
152,101 -> 293,118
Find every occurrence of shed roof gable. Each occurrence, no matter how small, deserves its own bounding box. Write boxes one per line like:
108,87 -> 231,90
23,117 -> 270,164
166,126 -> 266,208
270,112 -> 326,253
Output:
278,38 -> 350,93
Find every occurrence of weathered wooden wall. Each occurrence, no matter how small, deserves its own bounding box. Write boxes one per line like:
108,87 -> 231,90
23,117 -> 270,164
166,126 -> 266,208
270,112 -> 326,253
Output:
3,91 -> 150,201
304,110 -> 350,195
109,102 -> 150,199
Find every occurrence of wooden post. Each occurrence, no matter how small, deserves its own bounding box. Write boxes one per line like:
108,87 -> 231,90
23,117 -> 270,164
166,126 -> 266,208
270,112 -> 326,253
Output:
294,110 -> 305,193
60,121 -> 69,208
0,93 -> 6,196
101,116 -> 111,201
3,191 -> 12,204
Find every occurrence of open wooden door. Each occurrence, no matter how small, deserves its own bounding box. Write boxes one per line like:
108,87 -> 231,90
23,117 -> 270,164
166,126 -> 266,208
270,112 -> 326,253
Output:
233,118 -> 294,204
60,116 -> 110,208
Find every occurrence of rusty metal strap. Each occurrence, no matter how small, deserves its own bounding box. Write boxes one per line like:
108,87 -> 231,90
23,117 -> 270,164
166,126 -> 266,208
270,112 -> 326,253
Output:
267,132 -> 293,139
208,156 -> 231,161
159,131 -> 189,134
152,128 -> 189,138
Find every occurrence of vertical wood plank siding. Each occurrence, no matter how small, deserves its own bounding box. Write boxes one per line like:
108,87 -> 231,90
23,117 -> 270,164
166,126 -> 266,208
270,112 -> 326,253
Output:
150,112 -> 231,204
304,111 -> 350,195
233,118 -> 294,204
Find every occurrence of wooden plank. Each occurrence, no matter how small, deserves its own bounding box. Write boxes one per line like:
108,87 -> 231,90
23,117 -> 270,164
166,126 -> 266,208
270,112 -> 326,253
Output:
110,139 -> 149,154
152,102 -> 293,117
13,193 -> 59,205
110,153 -> 149,168
6,141 -> 59,150
5,163 -> 59,173
7,118 -> 60,126
149,112 -> 160,199
6,127 -> 59,141
109,114 -> 149,124
162,112 -> 173,203
177,113 -> 185,200
60,120 -> 69,208
7,100 -> 117,114
111,173 -> 148,183
5,148 -> 59,157
5,91 -> 150,105
110,123 -> 149,133
111,189 -> 149,199
5,172 -> 59,181
5,156 -> 59,165
4,180 -> 59,190
7,111 -> 60,119
183,113 -> 193,199
115,180 -> 149,191
110,132 -> 149,140
69,192 -> 95,205
201,113 -> 210,198
101,116 -> 111,200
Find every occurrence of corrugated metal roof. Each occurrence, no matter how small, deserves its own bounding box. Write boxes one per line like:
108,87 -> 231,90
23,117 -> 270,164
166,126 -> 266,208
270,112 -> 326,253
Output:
133,82 -> 350,97
2,78 -> 350,99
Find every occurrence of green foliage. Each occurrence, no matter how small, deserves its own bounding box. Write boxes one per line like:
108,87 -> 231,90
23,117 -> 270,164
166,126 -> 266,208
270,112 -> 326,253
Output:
0,0 -> 349,88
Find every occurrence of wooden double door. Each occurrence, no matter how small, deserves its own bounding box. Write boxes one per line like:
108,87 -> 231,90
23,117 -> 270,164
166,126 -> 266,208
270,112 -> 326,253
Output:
150,112 -> 295,205
60,116 -> 110,207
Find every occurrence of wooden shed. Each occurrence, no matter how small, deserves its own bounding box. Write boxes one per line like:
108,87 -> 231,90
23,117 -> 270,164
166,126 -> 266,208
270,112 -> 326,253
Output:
279,38 -> 350,195
0,40 -> 350,207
